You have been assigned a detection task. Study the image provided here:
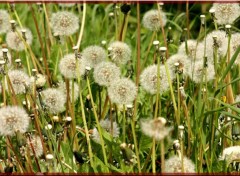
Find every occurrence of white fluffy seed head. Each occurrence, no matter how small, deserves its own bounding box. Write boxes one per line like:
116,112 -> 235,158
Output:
41,88 -> 66,114
109,41 -> 131,65
230,33 -> 240,64
140,117 -> 172,141
142,9 -> 167,31
165,155 -> 196,173
92,119 -> 120,144
58,81 -> 79,102
81,45 -> 107,68
212,3 -> 240,25
0,106 -> 30,136
108,78 -> 137,105
6,28 -> 33,51
27,135 -> 43,158
30,74 -> 46,88
220,146 -> 240,164
187,60 -> 215,83
59,53 -> 85,79
0,10 -> 11,34
166,54 -> 191,77
93,61 -> 121,87
140,64 -> 173,95
178,40 -> 201,60
7,70 -> 31,94
50,11 -> 79,36
205,30 -> 228,63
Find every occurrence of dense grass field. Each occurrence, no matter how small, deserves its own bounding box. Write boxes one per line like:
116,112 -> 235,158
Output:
0,2 -> 240,173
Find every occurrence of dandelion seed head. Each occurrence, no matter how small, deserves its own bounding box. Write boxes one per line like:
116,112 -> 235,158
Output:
51,11 -> 79,36
166,54 -> 191,76
82,45 -> 107,68
93,61 -> 121,86
165,155 -> 196,173
142,9 -> 167,31
140,117 -> 172,141
6,28 -> 33,51
187,60 -> 215,83
140,64 -> 173,94
178,40 -> 201,60
220,146 -> 240,164
212,3 -> 240,25
0,106 -> 30,136
0,10 -> 10,34
59,53 -> 85,79
30,74 -> 46,88
205,30 -> 228,63
92,119 -> 119,144
109,41 -> 131,65
230,33 -> 240,64
27,135 -> 43,157
108,78 -> 137,105
7,70 -> 31,94
58,81 -> 79,102
41,88 -> 66,114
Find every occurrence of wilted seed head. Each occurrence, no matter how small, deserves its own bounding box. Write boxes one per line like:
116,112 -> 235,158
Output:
166,54 -> 190,77
7,70 -> 31,94
140,117 -> 172,141
6,28 -> 33,51
0,10 -> 11,34
41,88 -> 66,114
108,78 -> 137,105
50,11 -> 79,36
220,146 -> 240,164
109,41 -> 131,65
142,9 -> 167,31
27,135 -> 43,157
81,45 -> 107,68
93,61 -> 121,87
140,64 -> 173,95
59,53 -> 85,79
92,119 -> 120,144
0,106 -> 30,136
164,155 -> 196,173
212,3 -> 240,25
187,60 -> 215,83
58,81 -> 79,102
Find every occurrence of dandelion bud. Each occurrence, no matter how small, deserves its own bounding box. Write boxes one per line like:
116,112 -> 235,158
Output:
45,124 -> 52,130
200,15 -> 206,25
101,40 -> 107,46
126,104 -> 133,117
209,8 -> 215,15
46,154 -> 54,161
179,86 -> 186,99
225,24 -> 231,36
52,116 -> 59,122
159,47 -> 167,63
15,59 -> 22,68
21,29 -> 27,41
65,116 -> 72,122
174,62 -> 180,73
10,20 -> 16,32
173,139 -> 180,151
178,125 -> 184,140
153,40 -> 159,50
2,48 -> 8,61
108,12 -> 114,17
32,69 -> 37,76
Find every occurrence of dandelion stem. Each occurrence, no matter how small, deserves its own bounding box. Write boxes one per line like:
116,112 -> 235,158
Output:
76,3 -> 86,49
